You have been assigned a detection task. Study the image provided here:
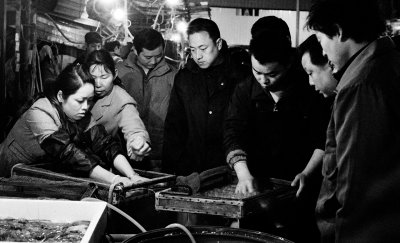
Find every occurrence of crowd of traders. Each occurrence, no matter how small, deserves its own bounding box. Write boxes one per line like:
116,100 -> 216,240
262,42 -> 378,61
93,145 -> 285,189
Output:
1,0 -> 400,242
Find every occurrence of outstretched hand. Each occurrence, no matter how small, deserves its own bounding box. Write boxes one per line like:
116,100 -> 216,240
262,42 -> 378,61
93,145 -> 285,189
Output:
113,176 -> 134,187
128,137 -> 151,161
291,172 -> 308,197
235,175 -> 257,195
129,174 -> 150,184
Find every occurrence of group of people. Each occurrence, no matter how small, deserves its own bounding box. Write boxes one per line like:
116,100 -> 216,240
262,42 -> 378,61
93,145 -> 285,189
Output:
1,0 -> 400,242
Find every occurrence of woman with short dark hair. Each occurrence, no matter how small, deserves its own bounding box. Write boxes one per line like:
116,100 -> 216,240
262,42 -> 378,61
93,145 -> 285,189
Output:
0,63 -> 140,186
86,49 -> 151,170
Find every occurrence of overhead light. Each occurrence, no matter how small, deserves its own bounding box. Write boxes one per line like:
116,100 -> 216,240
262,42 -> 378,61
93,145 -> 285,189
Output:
170,33 -> 182,43
165,0 -> 181,8
176,21 -> 188,34
112,8 -> 126,22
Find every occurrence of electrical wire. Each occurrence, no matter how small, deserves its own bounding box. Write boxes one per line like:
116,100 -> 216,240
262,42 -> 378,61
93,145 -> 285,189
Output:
82,190 -> 196,243
81,197 -> 147,233
165,223 -> 196,243
152,3 -> 165,29
42,13 -> 85,45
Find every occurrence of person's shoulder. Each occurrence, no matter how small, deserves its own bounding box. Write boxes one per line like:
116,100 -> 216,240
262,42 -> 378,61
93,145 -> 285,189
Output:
30,97 -> 53,111
174,65 -> 194,84
236,74 -> 254,88
27,98 -> 60,122
116,58 -> 132,71
116,54 -> 137,71
166,62 -> 178,74
112,85 -> 136,104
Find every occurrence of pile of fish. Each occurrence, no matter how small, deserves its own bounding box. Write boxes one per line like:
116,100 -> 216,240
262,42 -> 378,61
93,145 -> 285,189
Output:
0,218 -> 90,242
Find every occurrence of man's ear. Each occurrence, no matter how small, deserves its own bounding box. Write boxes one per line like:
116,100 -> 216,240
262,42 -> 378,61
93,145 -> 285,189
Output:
57,90 -> 64,103
336,24 -> 348,42
114,69 -> 118,80
216,38 -> 222,51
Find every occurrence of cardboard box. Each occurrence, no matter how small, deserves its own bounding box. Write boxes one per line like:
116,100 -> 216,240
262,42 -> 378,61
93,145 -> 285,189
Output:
0,198 -> 107,243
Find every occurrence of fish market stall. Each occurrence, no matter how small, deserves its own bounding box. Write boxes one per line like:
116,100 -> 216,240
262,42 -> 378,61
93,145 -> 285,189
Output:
155,177 -> 297,226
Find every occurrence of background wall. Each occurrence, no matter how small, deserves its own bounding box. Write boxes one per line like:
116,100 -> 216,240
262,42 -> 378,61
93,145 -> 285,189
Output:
210,7 -> 312,47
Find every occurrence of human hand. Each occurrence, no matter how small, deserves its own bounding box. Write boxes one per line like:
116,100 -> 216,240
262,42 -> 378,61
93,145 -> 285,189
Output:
112,175 -> 133,187
235,175 -> 257,195
128,137 -> 151,161
233,161 -> 257,195
291,172 -> 307,197
128,174 -> 150,184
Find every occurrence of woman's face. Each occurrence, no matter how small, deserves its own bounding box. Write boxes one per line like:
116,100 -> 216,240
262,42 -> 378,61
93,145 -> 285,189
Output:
90,64 -> 115,98
301,52 -> 337,97
59,83 -> 94,121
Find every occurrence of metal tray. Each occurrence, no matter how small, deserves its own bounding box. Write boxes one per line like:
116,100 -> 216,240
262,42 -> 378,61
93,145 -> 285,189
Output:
155,178 -> 296,219
10,163 -> 175,204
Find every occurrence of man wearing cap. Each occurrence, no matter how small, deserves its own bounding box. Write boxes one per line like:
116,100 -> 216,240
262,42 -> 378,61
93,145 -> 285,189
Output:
74,31 -> 102,65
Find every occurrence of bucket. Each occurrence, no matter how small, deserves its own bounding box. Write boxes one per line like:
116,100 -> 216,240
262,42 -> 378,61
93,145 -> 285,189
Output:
122,226 -> 293,243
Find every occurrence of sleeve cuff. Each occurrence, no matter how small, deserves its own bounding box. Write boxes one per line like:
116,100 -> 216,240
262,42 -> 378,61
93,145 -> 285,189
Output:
226,149 -> 247,169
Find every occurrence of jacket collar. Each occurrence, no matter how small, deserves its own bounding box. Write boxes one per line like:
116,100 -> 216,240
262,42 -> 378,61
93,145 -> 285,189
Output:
185,51 -> 227,74
337,36 -> 395,92
123,52 -> 172,77
90,86 -> 116,121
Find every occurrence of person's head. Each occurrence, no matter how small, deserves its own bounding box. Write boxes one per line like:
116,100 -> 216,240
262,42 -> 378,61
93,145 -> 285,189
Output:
251,16 -> 291,46
249,30 -> 294,92
133,28 -> 165,70
104,40 -> 121,56
306,0 -> 385,71
85,31 -> 102,55
299,34 -> 337,97
47,63 -> 94,121
187,18 -> 222,69
86,49 -> 118,98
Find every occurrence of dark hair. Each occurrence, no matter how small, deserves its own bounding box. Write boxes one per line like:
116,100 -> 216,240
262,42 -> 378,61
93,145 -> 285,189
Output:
85,31 -> 102,44
187,18 -> 220,42
251,16 -> 291,45
306,0 -> 385,43
104,40 -> 121,52
249,29 -> 293,65
298,34 -> 329,66
45,63 -> 94,104
86,49 -> 121,85
87,49 -> 116,76
133,28 -> 165,54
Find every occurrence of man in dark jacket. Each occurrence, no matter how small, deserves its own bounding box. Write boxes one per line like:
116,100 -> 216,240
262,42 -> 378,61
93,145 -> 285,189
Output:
307,1 -> 400,242
73,31 -> 102,65
163,18 -> 249,176
223,29 -> 330,242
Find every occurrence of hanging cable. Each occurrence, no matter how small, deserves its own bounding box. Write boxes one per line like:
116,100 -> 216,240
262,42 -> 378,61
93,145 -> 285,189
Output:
152,3 -> 165,29
42,13 -> 85,45
81,197 -> 147,233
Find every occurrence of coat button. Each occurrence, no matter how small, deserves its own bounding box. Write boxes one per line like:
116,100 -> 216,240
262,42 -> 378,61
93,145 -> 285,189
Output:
220,82 -> 224,86
209,110 -> 213,115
